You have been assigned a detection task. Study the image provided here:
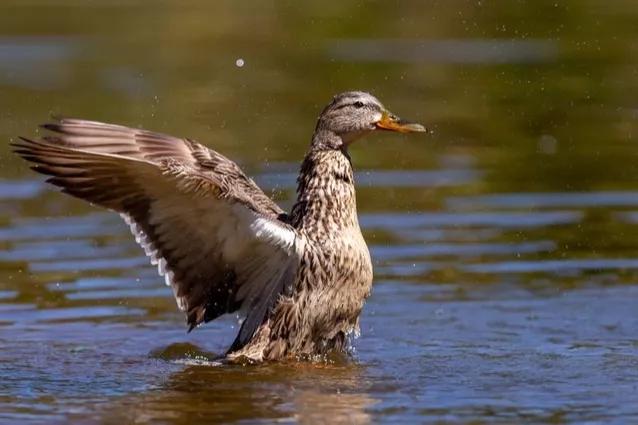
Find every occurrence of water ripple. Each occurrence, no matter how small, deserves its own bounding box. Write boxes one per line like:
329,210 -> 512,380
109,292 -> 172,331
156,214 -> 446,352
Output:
464,259 -> 638,274
361,211 -> 582,229
372,241 -> 555,260
448,191 -> 638,210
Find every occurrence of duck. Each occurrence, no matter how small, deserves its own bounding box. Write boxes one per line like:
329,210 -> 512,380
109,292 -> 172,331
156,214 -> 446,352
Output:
12,91 -> 425,362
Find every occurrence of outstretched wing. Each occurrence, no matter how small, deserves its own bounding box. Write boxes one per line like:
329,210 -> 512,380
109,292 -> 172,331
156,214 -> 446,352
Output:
12,118 -> 298,349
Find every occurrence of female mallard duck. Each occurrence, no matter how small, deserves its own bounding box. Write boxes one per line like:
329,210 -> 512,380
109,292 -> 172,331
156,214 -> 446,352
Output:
12,91 -> 425,362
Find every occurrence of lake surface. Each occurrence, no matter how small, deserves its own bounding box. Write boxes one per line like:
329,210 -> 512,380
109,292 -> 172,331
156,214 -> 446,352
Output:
1,1 -> 638,423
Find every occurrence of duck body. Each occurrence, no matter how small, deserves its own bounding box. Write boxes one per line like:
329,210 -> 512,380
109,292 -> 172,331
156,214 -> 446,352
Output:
232,148 -> 373,361
12,91 -> 424,362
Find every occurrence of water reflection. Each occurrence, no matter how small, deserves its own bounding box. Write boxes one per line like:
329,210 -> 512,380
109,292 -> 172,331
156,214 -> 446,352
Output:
448,191 -> 638,210
98,362 -> 375,425
0,36 -> 79,90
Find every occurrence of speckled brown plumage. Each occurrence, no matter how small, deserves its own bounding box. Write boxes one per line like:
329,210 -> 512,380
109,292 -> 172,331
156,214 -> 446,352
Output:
12,91 -> 425,362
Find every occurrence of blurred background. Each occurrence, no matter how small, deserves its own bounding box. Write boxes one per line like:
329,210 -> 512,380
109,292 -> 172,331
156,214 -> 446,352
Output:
1,1 -> 638,423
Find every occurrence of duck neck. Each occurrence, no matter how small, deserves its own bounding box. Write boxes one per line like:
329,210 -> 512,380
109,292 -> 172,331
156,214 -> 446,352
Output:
290,132 -> 359,233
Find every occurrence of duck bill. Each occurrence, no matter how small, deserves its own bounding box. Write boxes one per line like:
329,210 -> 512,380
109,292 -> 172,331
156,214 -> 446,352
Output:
375,111 -> 426,133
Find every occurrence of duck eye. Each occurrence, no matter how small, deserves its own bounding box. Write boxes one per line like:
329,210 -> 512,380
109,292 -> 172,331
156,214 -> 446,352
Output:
354,101 -> 364,108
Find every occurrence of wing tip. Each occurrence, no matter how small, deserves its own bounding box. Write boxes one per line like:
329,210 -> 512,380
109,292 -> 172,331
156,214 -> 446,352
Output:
38,114 -> 69,133
11,137 -> 39,159
40,123 -> 60,133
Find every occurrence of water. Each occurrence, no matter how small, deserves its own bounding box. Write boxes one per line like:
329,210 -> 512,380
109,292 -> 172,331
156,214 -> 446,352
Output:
1,1 -> 638,423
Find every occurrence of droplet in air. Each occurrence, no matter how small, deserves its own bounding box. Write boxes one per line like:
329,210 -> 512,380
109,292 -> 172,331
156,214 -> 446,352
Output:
235,58 -> 245,68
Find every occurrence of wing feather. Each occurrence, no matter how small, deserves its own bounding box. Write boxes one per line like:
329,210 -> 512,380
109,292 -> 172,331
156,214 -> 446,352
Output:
12,119 -> 298,348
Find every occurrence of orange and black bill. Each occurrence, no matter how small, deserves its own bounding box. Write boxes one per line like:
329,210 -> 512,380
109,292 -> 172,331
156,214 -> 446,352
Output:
375,111 -> 426,133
